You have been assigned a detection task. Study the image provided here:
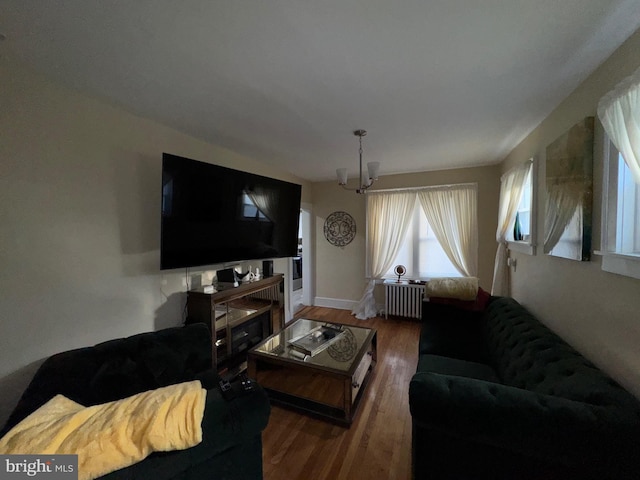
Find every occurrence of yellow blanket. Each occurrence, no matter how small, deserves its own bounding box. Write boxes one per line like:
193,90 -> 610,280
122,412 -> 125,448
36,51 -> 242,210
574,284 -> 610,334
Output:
0,380 -> 207,480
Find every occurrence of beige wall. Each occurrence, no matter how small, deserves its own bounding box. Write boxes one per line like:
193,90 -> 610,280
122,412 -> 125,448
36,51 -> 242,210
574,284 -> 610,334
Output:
0,58 -> 311,422
500,28 -> 640,397
312,165 -> 501,308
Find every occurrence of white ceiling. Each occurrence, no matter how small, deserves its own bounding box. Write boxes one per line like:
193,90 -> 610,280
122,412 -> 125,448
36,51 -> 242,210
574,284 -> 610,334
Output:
2,1 -> 640,182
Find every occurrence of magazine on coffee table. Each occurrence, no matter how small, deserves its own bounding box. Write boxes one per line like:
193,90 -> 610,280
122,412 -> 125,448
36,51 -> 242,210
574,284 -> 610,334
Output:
288,325 -> 344,357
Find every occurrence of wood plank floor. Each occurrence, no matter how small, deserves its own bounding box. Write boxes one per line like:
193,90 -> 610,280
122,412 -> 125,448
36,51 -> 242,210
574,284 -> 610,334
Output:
261,306 -> 421,480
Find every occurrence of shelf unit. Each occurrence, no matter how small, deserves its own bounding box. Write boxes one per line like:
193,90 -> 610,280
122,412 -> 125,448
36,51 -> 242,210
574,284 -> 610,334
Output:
187,274 -> 284,373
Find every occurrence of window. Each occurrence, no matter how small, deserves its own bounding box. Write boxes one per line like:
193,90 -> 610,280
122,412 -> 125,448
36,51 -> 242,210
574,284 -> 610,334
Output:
506,159 -> 536,255
597,66 -> 640,279
241,193 -> 268,221
507,166 -> 533,243
615,153 -> 640,254
383,200 -> 462,280
600,141 -> 640,279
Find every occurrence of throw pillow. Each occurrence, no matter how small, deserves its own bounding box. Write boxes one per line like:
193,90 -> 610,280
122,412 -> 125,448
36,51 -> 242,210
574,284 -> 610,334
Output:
425,277 -> 479,301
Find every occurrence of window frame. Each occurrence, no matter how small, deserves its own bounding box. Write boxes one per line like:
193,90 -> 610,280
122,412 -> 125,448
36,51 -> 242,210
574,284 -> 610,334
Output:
364,184 -> 477,281
599,138 -> 640,280
507,158 -> 537,255
382,200 -> 462,280
240,192 -> 269,221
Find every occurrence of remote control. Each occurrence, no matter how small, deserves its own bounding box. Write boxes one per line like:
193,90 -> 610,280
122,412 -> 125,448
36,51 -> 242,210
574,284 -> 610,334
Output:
239,374 -> 255,393
219,374 -> 255,400
218,379 -> 232,395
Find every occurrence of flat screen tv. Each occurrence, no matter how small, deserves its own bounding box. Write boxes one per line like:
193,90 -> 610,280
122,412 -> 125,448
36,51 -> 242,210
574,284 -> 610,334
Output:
161,153 -> 302,270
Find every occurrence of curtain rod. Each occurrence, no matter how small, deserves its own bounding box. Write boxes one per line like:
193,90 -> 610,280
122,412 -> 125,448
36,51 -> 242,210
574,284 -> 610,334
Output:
369,182 -> 478,194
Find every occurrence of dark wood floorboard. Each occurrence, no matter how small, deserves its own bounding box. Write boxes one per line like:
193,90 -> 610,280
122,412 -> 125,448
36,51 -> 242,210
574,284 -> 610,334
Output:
262,306 -> 421,480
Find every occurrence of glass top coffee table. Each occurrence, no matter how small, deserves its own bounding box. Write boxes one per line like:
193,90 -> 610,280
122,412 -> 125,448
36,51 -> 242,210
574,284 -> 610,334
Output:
247,318 -> 377,425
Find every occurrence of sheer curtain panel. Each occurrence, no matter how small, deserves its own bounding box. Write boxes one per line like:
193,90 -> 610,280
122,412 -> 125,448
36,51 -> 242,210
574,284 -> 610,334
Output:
543,179 -> 583,253
352,191 -> 415,320
246,186 -> 279,222
597,66 -> 640,185
492,161 -> 532,296
417,185 -> 478,277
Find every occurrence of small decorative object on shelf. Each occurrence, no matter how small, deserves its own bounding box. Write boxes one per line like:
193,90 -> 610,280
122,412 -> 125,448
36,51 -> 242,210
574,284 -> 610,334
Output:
394,264 -> 407,283
324,211 -> 356,247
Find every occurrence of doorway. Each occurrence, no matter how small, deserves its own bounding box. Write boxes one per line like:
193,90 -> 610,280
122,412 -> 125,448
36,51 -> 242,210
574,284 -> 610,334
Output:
289,205 -> 312,320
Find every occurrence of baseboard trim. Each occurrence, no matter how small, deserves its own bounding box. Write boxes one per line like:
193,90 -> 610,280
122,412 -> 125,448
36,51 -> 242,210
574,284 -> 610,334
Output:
314,297 -> 358,311
312,298 -> 387,317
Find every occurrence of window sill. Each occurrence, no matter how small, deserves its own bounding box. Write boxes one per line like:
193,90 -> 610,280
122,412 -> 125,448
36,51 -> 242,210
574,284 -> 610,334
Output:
380,275 -> 460,283
596,251 -> 640,280
507,241 -> 536,255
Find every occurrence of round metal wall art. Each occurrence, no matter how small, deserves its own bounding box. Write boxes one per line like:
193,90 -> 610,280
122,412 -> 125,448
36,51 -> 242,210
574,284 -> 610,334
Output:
324,211 -> 356,247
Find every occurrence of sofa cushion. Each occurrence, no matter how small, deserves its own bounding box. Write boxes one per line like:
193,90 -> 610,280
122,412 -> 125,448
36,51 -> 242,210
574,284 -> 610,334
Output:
420,302 -> 488,363
417,355 -> 500,383
194,369 -> 222,390
89,357 -> 155,403
409,371 -> 640,480
412,295 -> 640,480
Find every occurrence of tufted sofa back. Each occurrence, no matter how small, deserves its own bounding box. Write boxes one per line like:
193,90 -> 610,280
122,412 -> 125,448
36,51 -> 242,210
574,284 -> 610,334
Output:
2,324 -> 213,436
483,297 -> 640,410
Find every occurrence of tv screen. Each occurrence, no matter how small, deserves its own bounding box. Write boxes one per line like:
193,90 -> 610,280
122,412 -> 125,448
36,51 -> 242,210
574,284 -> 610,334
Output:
161,153 -> 302,270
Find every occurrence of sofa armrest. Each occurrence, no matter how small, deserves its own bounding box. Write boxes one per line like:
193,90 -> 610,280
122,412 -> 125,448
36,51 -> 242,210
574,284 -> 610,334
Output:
99,384 -> 271,479
409,372 -> 640,477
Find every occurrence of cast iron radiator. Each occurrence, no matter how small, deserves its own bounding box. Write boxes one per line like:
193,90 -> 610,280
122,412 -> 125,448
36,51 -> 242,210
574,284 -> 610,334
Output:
384,282 -> 424,319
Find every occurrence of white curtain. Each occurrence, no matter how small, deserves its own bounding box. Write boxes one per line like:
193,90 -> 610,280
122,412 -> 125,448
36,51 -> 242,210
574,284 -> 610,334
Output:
491,160 -> 532,296
417,185 -> 478,277
246,186 -> 278,222
597,66 -> 640,185
543,179 -> 583,254
351,191 -> 415,320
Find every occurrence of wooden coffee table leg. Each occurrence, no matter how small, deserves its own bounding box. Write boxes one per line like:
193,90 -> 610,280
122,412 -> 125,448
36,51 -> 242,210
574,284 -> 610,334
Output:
344,377 -> 352,423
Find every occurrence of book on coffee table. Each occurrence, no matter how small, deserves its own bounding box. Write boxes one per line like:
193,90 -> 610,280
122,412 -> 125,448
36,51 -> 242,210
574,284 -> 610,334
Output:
288,325 -> 344,357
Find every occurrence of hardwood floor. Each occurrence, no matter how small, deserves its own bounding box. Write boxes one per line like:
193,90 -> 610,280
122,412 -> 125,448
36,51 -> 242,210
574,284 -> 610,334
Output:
261,306 -> 421,480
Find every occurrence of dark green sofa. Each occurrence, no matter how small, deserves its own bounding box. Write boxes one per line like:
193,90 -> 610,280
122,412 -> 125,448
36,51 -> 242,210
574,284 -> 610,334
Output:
410,296 -> 640,480
1,324 -> 271,480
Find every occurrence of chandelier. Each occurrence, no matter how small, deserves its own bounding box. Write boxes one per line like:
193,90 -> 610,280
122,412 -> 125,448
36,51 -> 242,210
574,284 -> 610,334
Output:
336,129 -> 380,194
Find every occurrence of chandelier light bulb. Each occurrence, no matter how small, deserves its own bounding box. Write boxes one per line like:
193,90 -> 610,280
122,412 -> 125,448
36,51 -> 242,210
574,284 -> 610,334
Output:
336,168 -> 348,185
367,162 -> 380,181
336,130 -> 380,194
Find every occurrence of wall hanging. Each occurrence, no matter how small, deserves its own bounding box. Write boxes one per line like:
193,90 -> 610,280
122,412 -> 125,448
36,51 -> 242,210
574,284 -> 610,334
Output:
544,117 -> 594,261
324,211 -> 356,247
